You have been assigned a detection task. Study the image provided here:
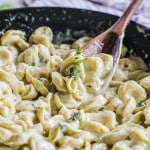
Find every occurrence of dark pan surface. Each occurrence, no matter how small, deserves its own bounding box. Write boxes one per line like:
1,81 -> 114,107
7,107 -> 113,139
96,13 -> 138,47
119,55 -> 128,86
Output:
0,7 -> 149,68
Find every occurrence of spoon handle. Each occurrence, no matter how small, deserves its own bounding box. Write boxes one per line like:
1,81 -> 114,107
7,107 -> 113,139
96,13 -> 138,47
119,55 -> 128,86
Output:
112,0 -> 143,35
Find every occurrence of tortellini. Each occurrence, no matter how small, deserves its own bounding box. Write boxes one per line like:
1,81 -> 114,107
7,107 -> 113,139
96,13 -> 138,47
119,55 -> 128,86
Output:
0,46 -> 14,67
29,26 -> 53,47
0,69 -> 25,93
0,27 -> 149,150
25,69 -> 49,96
17,44 -> 50,67
21,84 -> 38,100
85,110 -> 117,129
0,81 -> 12,100
30,134 -> 55,150
112,140 -> 149,150
140,76 -> 150,89
118,81 -> 147,103
113,67 -> 128,81
51,72 -> 67,92
71,36 -> 91,49
1,30 -> 29,51
119,58 -> 137,71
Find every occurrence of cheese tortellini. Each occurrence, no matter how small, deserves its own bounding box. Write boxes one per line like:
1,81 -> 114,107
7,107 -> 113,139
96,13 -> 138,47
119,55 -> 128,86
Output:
0,27 -> 149,150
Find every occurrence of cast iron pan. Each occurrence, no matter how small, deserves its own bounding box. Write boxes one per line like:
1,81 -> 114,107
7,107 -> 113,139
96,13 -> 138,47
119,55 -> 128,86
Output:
0,7 -> 149,69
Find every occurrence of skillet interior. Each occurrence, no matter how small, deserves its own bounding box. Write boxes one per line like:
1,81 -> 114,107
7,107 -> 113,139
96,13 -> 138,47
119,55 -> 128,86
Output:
0,7 -> 149,69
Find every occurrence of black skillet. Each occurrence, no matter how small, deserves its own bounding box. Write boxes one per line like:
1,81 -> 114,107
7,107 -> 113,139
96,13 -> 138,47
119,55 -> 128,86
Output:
0,7 -> 149,69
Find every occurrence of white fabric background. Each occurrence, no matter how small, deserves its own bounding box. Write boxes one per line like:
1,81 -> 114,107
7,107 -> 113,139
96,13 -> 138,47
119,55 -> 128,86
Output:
1,0 -> 150,28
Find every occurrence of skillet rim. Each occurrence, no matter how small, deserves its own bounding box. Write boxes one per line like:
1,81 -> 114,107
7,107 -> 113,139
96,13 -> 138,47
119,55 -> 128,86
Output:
0,6 -> 149,30
0,7 -> 149,69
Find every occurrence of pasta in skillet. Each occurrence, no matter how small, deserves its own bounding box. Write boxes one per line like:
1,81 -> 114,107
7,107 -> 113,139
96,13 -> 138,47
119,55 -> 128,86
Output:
0,26 -> 149,150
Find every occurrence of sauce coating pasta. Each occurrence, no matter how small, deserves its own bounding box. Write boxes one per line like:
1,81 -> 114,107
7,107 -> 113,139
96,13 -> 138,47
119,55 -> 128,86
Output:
0,26 -> 149,150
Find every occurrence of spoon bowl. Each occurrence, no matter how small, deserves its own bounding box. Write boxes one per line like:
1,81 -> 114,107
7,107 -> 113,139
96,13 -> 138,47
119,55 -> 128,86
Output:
82,0 -> 143,95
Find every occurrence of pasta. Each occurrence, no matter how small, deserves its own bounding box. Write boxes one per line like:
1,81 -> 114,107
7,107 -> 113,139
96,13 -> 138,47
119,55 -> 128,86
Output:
0,26 -> 149,150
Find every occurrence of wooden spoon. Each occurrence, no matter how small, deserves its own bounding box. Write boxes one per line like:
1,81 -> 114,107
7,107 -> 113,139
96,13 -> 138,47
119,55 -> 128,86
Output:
82,0 -> 143,95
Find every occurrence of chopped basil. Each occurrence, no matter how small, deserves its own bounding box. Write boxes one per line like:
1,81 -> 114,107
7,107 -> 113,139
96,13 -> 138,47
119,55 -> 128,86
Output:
69,112 -> 82,122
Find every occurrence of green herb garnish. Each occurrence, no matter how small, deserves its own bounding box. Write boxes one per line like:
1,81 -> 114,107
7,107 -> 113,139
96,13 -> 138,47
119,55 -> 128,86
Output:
136,102 -> 145,107
75,148 -> 80,150
32,61 -> 35,66
67,48 -> 83,80
59,124 -> 67,133
32,103 -> 36,108
32,104 -> 41,110
67,63 -> 81,80
86,85 -> 92,88
40,58 -> 49,65
69,112 -> 82,122
76,48 -> 81,55
96,134 -> 103,141
75,56 -> 79,59
68,67 -> 74,77
38,77 -> 43,81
